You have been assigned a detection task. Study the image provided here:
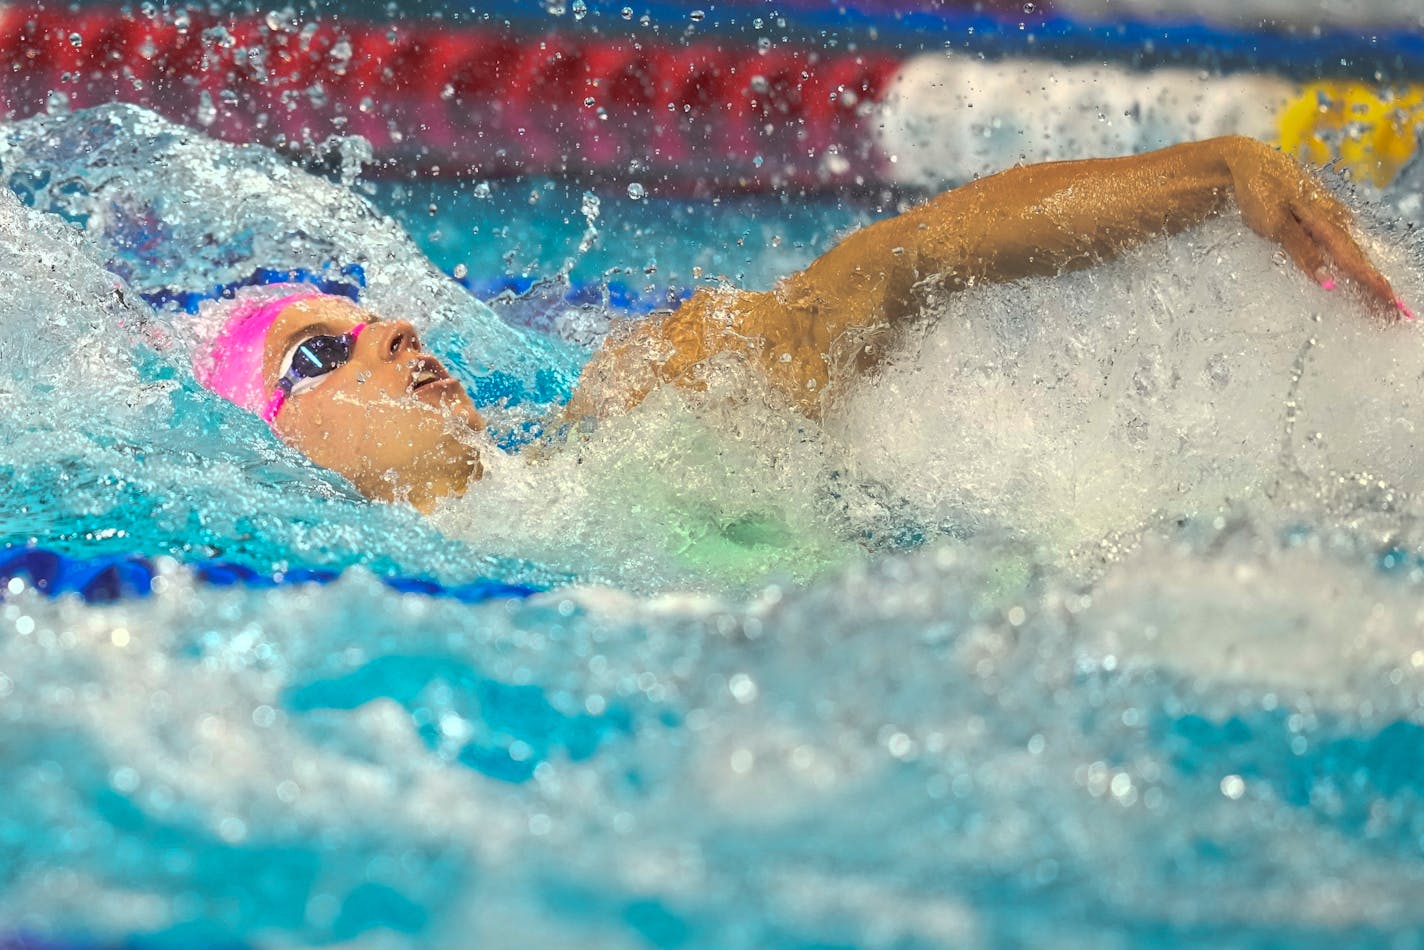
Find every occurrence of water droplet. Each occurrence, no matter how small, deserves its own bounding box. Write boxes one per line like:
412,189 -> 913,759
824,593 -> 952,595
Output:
621,6 -> 633,18
67,32 -> 82,48
110,767 -> 140,793
627,182 -> 646,200
264,8 -> 295,32
202,25 -> 233,48
580,191 -> 601,220
728,673 -> 758,702
196,90 -> 217,126
584,96 -> 596,107
572,0 -> 588,19
473,181 -> 492,198
1023,1 -> 1035,11
689,9 -> 706,21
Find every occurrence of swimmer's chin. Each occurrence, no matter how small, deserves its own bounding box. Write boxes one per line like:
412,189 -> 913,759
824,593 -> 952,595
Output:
371,453 -> 482,514
409,427 -> 500,513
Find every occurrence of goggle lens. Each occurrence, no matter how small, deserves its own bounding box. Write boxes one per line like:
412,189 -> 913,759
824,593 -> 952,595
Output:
262,322 -> 367,423
289,333 -> 355,383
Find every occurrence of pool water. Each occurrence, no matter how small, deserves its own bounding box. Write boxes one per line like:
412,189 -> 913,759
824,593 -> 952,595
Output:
6,79 -> 1424,950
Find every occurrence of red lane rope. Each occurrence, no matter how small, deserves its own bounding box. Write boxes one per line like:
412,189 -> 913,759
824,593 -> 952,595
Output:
0,6 -> 903,187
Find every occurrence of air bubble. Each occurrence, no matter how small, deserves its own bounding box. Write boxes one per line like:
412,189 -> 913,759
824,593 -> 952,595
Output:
627,182 -> 646,200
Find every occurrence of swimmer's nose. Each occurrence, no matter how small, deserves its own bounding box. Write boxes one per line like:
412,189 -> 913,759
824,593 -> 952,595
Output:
367,320 -> 422,362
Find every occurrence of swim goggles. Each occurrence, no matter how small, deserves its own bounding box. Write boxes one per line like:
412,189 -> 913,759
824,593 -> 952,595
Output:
261,323 -> 368,423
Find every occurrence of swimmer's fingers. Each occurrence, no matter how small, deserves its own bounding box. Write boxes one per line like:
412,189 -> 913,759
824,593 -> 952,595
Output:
1290,201 -> 1399,314
1230,139 -> 1400,316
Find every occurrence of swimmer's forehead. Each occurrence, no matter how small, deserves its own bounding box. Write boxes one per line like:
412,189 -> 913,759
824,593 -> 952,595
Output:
272,296 -> 368,339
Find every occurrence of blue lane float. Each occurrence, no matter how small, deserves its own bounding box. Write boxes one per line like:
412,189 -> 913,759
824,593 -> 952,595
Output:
143,264 -> 687,321
0,546 -> 545,606
492,0 -> 1424,79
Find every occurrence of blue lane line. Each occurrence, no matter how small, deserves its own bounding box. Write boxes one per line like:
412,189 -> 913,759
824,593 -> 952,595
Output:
0,546 -> 544,606
504,0 -> 1424,78
143,265 -> 686,319
141,264 -> 367,315
456,273 -> 691,315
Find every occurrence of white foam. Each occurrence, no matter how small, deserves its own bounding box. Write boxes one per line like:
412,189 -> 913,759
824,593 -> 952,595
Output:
834,210 -> 1424,559
431,382 -> 868,594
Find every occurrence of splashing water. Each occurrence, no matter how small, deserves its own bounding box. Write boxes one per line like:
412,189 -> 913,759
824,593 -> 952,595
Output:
6,104 -> 1424,946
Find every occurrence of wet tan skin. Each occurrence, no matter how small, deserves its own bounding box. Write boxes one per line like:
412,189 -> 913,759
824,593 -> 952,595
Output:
257,136 -> 1399,512
261,299 -> 486,511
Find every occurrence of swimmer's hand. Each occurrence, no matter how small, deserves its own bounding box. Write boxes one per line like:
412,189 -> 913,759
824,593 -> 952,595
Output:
1222,136 -> 1401,316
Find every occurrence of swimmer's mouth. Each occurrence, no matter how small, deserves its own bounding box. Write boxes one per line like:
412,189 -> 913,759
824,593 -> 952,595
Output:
408,357 -> 453,394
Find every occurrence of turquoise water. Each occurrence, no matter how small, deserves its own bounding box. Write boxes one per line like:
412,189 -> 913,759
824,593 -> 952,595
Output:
8,101 -> 1424,949
376,176 -> 878,298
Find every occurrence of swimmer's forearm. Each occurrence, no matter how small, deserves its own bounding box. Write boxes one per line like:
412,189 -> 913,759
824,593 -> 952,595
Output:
569,136 -> 1392,421
734,135 -> 1392,412
787,134 -> 1393,331
790,136 -> 1247,327
697,137 -> 1254,413
569,138 -> 1261,419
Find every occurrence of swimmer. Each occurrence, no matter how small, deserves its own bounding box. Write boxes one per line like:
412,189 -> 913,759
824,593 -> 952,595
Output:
193,136 -> 1401,512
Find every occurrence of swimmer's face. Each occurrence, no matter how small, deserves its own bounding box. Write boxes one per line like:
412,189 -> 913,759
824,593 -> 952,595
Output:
261,297 -> 485,511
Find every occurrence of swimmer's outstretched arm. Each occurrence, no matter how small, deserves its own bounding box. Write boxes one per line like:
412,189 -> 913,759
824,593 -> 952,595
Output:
570,135 -> 1396,419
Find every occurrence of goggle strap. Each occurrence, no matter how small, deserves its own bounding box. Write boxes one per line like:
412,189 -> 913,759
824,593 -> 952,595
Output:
260,389 -> 286,424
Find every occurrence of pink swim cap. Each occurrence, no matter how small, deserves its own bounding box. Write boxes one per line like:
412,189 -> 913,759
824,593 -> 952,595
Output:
192,285 -> 326,417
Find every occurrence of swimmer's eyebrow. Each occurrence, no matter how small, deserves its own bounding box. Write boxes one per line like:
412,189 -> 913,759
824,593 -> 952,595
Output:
275,321 -> 338,361
275,315 -> 376,361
